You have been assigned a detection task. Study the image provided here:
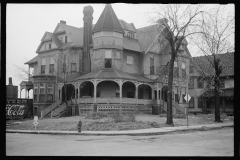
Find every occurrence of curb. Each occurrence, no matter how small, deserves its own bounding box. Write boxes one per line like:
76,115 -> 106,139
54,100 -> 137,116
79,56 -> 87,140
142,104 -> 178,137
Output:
6,124 -> 233,136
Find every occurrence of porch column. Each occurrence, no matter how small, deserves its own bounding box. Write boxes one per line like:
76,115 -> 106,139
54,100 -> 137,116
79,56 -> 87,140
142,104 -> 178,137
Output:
119,80 -> 122,104
135,84 -> 138,104
75,84 -> 77,99
94,80 -> 97,103
78,83 -> 81,98
60,88 -> 62,99
25,89 -> 27,98
157,84 -> 159,102
152,86 -> 154,100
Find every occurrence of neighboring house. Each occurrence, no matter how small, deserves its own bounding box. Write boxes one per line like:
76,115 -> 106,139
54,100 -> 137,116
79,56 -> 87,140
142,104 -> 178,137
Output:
188,52 -> 234,114
7,77 -> 18,99
23,4 -> 193,118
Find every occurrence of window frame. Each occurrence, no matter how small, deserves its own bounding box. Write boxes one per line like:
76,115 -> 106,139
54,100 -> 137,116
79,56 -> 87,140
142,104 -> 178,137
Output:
49,64 -> 54,73
41,65 -> 45,74
127,56 -> 134,65
105,50 -> 112,68
71,63 -> 77,72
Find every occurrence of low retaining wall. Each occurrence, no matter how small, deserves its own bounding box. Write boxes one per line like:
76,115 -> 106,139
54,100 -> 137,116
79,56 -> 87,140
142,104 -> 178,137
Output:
71,104 -> 152,115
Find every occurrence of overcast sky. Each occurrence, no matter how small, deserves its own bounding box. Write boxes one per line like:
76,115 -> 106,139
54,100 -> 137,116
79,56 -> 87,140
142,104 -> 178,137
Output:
6,3 -> 234,98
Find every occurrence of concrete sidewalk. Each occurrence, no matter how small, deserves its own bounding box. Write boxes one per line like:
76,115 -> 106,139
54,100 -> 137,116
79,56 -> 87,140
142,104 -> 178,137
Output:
6,122 -> 233,136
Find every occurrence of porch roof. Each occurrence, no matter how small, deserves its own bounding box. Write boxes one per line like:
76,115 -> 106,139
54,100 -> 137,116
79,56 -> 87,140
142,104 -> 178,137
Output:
78,69 -> 152,83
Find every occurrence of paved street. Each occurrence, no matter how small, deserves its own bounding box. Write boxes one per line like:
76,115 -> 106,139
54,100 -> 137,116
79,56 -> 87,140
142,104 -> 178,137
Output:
6,127 -> 233,156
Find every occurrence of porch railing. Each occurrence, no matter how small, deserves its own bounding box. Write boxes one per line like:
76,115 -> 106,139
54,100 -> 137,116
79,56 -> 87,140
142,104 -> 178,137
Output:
137,99 -> 153,105
51,100 -> 72,117
122,98 -> 137,104
97,98 -> 120,104
77,97 -> 94,104
41,99 -> 61,118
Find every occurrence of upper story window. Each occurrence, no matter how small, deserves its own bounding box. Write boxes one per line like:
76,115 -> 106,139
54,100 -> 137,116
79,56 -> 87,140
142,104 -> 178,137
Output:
197,77 -> 204,89
44,44 -> 47,50
188,77 -> 194,89
47,83 -> 53,101
41,58 -> 46,74
150,57 -> 154,75
182,62 -> 186,78
65,36 -> 67,43
71,63 -> 77,72
34,83 -> 38,101
49,43 -> 51,49
105,50 -> 112,68
173,61 -> 179,77
127,56 -> 134,65
60,37 -> 63,43
39,83 -> 45,102
49,57 -> 54,73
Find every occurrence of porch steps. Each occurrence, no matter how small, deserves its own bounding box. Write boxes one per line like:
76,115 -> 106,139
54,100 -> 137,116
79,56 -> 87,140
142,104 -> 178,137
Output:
51,100 -> 72,118
160,100 -> 186,115
41,99 -> 62,118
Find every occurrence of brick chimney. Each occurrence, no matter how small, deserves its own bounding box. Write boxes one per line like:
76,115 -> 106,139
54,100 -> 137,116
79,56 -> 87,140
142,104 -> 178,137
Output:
9,77 -> 13,86
83,5 -> 94,73
60,20 -> 66,24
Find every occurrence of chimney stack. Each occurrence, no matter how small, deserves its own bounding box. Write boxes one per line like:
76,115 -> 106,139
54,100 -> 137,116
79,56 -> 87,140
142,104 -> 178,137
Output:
83,5 -> 94,73
9,77 -> 13,86
60,20 -> 66,24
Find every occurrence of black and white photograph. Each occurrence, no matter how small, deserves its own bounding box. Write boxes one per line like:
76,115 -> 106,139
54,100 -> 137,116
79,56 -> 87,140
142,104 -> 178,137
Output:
6,3 -> 234,157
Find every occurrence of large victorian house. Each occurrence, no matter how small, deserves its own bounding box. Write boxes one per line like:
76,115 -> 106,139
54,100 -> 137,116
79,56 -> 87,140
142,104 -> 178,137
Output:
24,4 -> 193,118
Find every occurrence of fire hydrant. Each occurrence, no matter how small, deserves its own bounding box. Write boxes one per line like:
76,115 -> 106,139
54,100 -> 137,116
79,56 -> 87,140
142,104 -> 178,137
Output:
77,119 -> 82,132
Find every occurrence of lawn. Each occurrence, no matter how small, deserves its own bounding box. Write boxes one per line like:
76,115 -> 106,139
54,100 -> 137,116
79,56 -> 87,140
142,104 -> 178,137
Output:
6,113 -> 233,131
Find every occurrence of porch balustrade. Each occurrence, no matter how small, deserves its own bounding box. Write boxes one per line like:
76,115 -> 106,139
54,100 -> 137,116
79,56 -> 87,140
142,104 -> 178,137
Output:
76,97 -> 154,105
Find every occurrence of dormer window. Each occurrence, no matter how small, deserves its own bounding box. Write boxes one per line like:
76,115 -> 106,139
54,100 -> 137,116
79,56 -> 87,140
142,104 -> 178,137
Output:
127,32 -> 134,39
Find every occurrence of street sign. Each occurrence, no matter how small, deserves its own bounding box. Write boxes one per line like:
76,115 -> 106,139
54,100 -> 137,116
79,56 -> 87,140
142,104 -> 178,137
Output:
33,116 -> 38,130
34,116 -> 38,121
184,94 -> 191,102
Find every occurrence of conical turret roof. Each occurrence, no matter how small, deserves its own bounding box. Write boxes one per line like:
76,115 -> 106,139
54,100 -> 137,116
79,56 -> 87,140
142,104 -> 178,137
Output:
93,4 -> 124,33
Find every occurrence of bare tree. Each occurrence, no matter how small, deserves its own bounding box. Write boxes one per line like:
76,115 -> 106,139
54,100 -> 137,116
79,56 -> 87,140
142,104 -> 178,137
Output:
151,4 -> 203,125
190,5 -> 234,122
57,46 -> 84,116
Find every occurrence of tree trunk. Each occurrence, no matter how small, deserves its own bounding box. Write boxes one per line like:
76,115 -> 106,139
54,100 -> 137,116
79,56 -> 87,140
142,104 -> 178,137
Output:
214,84 -> 222,122
166,53 -> 175,125
65,85 -> 68,116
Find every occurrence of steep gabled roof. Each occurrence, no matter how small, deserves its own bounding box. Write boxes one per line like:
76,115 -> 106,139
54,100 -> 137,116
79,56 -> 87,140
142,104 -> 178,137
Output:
93,4 -> 124,33
57,23 -> 82,46
191,52 -> 234,77
36,32 -> 61,52
136,24 -> 159,52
